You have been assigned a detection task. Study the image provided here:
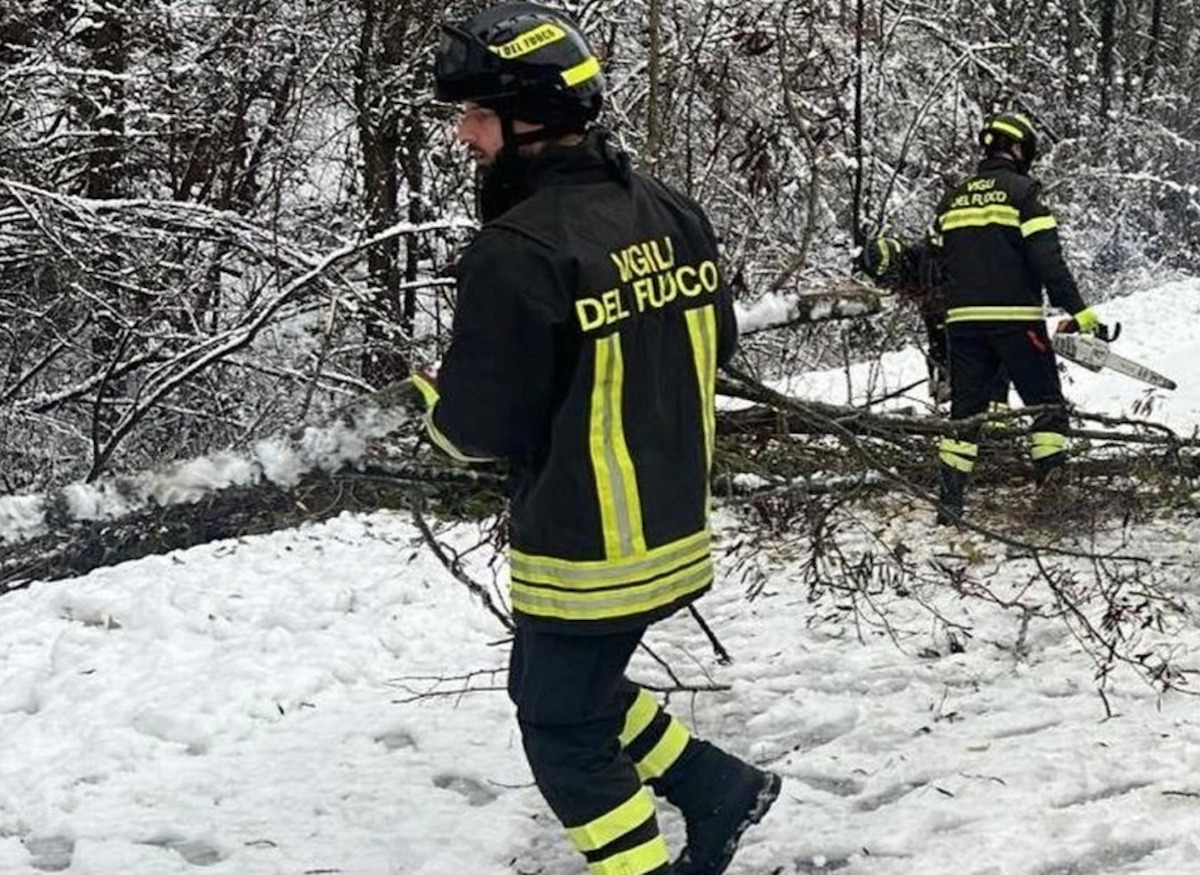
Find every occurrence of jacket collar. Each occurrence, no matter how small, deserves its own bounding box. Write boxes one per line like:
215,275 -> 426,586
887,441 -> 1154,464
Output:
478,127 -> 630,221
977,154 -> 1025,175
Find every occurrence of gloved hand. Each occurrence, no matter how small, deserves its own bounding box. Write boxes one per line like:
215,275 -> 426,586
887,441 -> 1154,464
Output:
409,370 -> 440,409
396,369 -> 440,415
1055,307 -> 1100,335
854,236 -> 904,289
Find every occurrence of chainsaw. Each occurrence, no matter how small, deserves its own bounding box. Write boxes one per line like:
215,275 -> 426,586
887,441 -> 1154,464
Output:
1051,322 -> 1177,390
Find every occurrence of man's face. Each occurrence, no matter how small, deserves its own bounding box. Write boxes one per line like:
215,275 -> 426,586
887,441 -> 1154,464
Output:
455,103 -> 542,167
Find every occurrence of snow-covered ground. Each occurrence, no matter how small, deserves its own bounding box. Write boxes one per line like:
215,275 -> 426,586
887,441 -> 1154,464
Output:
2,279 -> 1199,875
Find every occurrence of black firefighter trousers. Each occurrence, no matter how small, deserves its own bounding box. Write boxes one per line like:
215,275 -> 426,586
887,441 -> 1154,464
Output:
945,321 -> 1070,475
508,620 -> 724,874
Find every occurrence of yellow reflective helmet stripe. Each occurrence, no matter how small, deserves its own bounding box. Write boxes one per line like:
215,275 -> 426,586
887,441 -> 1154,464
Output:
1021,215 -> 1058,237
567,787 -> 656,852
563,55 -> 602,86
633,716 -> 690,781
589,334 -> 646,559
485,23 -> 602,86
489,22 -> 567,59
989,118 -> 1027,141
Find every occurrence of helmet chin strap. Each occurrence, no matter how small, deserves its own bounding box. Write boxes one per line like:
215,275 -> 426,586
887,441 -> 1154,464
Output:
500,113 -> 583,154
477,113 -> 587,222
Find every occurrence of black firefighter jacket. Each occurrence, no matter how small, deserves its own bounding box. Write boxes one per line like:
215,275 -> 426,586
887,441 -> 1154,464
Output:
933,156 -> 1087,326
421,131 -> 738,633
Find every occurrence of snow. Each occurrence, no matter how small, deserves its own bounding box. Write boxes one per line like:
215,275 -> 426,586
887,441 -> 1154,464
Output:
2,279 -> 1200,874
0,409 -> 410,543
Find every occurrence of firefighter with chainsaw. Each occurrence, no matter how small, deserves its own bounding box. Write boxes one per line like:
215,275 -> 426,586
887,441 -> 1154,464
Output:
417,5 -> 781,874
854,233 -> 1011,410
929,111 -> 1105,525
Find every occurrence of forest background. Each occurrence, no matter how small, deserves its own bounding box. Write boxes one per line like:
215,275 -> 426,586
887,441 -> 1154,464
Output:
3,0 -> 1200,493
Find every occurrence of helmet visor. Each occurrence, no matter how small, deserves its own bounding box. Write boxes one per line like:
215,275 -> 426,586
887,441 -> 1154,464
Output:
434,25 -> 512,103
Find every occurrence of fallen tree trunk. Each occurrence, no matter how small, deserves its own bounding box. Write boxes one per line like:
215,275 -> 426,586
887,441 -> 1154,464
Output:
4,371 -> 1196,588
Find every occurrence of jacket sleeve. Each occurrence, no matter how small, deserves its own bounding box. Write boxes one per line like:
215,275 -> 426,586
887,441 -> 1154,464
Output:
426,230 -> 562,464
1020,182 -> 1088,315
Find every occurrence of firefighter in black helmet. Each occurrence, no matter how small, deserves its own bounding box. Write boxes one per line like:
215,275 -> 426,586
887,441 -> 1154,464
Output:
419,5 -> 781,873
929,111 -> 1103,524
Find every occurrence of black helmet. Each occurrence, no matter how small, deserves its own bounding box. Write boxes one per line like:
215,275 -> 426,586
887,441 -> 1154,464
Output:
979,111 -> 1038,170
855,236 -> 905,287
434,2 -> 604,129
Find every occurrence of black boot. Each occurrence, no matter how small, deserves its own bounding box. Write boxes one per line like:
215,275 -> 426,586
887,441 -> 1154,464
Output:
935,464 -> 968,527
661,742 -> 781,875
1033,454 -> 1065,487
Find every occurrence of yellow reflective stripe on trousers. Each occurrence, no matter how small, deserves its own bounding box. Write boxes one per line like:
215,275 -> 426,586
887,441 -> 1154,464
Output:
1029,431 -> 1066,460
589,334 -> 646,559
588,835 -> 670,875
567,787 -> 656,852
620,688 -> 659,747
634,717 -> 690,782
511,554 -> 713,621
511,529 -> 709,588
939,204 -> 1020,231
685,305 -> 718,491
938,437 -> 978,473
1021,215 -> 1058,236
945,305 -> 1046,323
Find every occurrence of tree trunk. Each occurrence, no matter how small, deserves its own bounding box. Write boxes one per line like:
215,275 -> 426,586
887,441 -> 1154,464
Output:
1098,0 -> 1117,119
646,0 -> 664,164
355,0 -> 408,386
80,2 -> 129,460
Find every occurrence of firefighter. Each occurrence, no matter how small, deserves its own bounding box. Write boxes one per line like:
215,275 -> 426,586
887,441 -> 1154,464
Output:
420,4 -> 780,874
853,234 -> 1012,409
929,111 -> 1102,524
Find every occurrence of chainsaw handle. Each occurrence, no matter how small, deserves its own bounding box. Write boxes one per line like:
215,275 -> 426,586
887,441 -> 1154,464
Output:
1096,321 -> 1121,343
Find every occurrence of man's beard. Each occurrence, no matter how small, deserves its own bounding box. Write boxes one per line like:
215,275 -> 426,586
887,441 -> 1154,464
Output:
476,146 -> 533,222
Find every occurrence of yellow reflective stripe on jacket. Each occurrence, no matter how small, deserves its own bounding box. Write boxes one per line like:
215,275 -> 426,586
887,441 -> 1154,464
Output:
939,204 -> 1020,231
1021,215 -> 1058,237
567,787 -> 656,852
589,334 -> 646,558
588,835 -> 670,875
619,688 -> 659,747
511,529 -> 709,587
511,552 -> 713,621
634,716 -> 690,782
411,374 -> 496,464
685,305 -> 718,484
945,305 -> 1046,323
